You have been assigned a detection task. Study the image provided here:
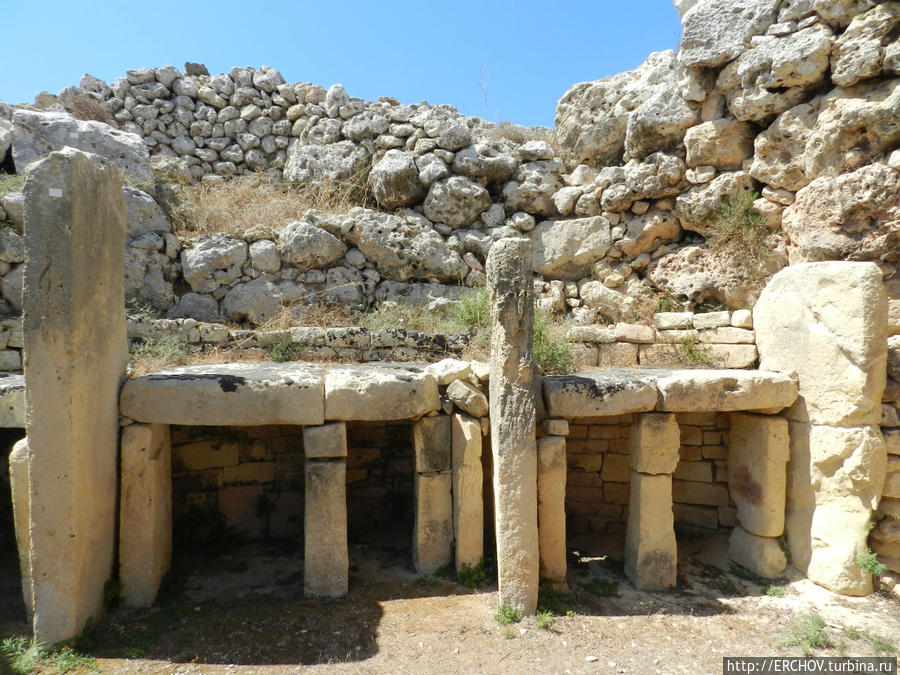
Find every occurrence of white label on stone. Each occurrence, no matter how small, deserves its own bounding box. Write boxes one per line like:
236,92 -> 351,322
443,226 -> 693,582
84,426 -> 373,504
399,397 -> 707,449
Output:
48,188 -> 63,198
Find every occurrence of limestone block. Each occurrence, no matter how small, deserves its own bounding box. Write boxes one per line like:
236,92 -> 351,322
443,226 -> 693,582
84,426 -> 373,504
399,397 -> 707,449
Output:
629,412 -> 679,475
692,311 -> 731,329
601,453 -> 631,483
413,471 -> 453,575
673,461 -> 713,483
625,472 -> 677,590
222,462 -> 276,484
303,422 -> 347,459
754,262 -> 888,427
542,419 -> 570,436
23,148 -> 128,644
0,373 -> 25,428
324,364 -> 440,421
729,526 -> 787,578
537,436 -> 567,584
655,369 -> 797,412
452,413 -> 483,572
446,379 -> 489,418
424,358 -> 471,385
543,369 -> 657,418
413,416 -> 451,473
9,438 -> 32,618
885,472 -> 900,499
653,312 -> 694,330
598,343 -> 639,368
119,424 -> 171,608
673,503 -> 718,529
304,460 -> 348,597
672,480 -> 730,507
704,344 -> 759,369
728,413 -> 789,537
808,499 -> 878,596
488,237 -> 539,614
121,363 -> 325,426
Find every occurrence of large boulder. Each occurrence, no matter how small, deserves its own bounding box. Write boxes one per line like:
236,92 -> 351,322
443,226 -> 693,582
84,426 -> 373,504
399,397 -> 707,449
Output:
780,162 -> 899,265
716,24 -> 833,123
750,78 -> 900,191
283,139 -> 370,183
123,187 -> 171,238
675,171 -> 755,236
451,141 -> 518,183
222,278 -> 302,324
368,150 -> 425,210
617,211 -> 682,259
684,119 -> 755,170
180,233 -> 247,293
344,208 -> 468,282
555,50 -> 678,168
623,83 -> 698,161
423,176 -> 491,228
831,3 -> 900,87
278,220 -> 347,270
677,0 -> 779,68
778,0 -> 878,29
503,160 -> 564,217
11,109 -> 153,186
530,216 -> 611,280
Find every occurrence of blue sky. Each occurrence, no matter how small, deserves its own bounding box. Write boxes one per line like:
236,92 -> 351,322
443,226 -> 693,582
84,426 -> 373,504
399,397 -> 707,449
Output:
2,1 -> 682,128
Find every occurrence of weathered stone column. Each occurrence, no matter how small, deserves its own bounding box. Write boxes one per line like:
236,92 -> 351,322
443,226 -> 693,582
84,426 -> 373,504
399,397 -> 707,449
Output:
23,148 -> 127,643
625,412 -> 679,589
537,435 -> 567,585
452,412 -> 483,573
726,413 -> 789,578
755,261 -> 887,596
119,423 -> 172,608
413,416 -> 453,574
303,422 -> 348,597
8,438 -> 32,620
487,237 -> 538,614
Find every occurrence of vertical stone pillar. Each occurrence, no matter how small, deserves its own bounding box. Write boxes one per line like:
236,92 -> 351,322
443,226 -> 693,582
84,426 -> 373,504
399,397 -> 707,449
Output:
23,148 -> 127,643
755,262 -> 887,596
452,412 -> 483,573
303,422 -> 348,597
625,412 -> 679,589
8,438 -> 32,620
537,436 -> 567,585
726,413 -> 788,578
413,416 -> 453,574
119,423 -> 172,608
487,237 -> 538,615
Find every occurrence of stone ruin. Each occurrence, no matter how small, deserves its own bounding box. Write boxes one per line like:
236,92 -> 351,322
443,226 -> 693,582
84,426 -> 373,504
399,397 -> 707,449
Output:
0,0 -> 898,646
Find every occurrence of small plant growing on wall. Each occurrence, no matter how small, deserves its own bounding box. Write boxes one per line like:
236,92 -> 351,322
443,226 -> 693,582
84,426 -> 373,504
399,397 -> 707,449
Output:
855,547 -> 888,578
709,189 -> 768,268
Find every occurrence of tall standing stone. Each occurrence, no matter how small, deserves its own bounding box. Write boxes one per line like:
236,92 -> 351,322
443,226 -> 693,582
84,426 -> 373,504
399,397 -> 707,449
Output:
22,147 -> 127,643
119,423 -> 172,608
537,436 -> 567,585
755,262 -> 888,596
412,416 -> 453,574
487,237 -> 538,615
452,412 -> 483,573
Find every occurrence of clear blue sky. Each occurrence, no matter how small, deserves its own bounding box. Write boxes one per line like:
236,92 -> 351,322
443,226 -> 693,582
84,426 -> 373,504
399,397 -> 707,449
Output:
2,1 -> 682,128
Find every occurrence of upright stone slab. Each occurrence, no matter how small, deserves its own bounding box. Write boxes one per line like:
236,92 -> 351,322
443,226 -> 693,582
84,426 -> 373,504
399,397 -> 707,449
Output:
625,472 -> 677,590
727,413 -> 789,537
413,416 -> 451,473
629,413 -> 679,475
452,413 -> 483,573
22,148 -> 127,643
119,423 -> 171,608
304,460 -> 348,597
487,237 -> 538,615
537,436 -> 567,585
8,438 -> 32,619
755,262 -> 888,596
413,471 -> 453,574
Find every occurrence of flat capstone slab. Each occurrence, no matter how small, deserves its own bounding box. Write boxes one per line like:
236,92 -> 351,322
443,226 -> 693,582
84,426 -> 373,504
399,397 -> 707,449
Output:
0,373 -> 25,428
324,363 -> 440,421
120,362 -> 324,426
543,368 -> 798,418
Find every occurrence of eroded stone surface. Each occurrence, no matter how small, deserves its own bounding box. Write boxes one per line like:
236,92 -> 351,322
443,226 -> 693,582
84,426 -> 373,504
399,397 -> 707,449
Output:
325,364 -> 439,421
543,370 -> 658,418
625,471 -> 677,590
452,413 -> 483,573
537,436 -> 567,584
305,460 -> 348,597
655,369 -> 798,413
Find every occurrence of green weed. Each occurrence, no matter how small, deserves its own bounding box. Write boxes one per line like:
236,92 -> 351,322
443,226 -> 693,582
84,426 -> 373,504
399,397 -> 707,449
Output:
583,578 -> 620,598
458,560 -> 489,589
536,610 -> 556,630
494,604 -> 522,625
709,189 -> 768,261
777,613 -> 829,655
679,341 -> 714,367
0,637 -> 97,674
538,586 -> 575,613
266,335 -> 301,362
0,173 -> 24,195
533,310 -> 574,375
765,585 -> 786,597
856,548 -> 888,577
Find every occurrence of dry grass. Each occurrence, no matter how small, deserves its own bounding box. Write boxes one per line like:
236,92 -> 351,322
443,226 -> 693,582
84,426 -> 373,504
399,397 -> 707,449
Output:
168,174 -> 371,238
128,339 -> 269,377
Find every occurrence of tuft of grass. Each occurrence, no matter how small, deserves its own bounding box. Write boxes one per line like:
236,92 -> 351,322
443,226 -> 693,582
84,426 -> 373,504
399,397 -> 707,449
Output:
129,336 -> 197,374
765,585 -> 786,597
679,341 -> 714,367
656,292 -> 687,313
168,173 -> 370,238
416,576 -> 440,589
479,120 -> 556,147
0,173 -> 25,195
709,189 -> 768,261
0,637 -> 97,675
583,578 -> 620,598
494,604 -> 522,625
777,613 -> 829,655
266,334 -> 301,362
503,629 -> 515,639
696,299 -> 729,313
449,286 -> 491,357
536,609 -> 556,630
458,560 -> 489,589
533,310 -> 574,375
842,627 -> 896,656
856,548 -> 888,577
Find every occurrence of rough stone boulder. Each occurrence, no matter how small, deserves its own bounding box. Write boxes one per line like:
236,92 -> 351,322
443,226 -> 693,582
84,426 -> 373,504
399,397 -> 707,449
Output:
368,150 -> 425,210
750,78 -> 900,191
623,82 -> 698,161
124,187 -> 171,238
283,139 -> 370,183
423,176 -> 491,228
530,216 -> 611,280
180,233 -> 247,293
831,2 -> 900,86
684,119 -> 755,170
451,141 -> 518,183
222,278 -> 304,324
555,50 -> 678,168
781,162 -> 899,265
675,171 -> 755,236
617,211 -> 682,259
677,0 -> 779,68
503,159 -> 564,217
344,208 -> 468,282
716,23 -> 833,123
278,220 -> 347,270
778,0 -> 877,28
11,109 -> 153,186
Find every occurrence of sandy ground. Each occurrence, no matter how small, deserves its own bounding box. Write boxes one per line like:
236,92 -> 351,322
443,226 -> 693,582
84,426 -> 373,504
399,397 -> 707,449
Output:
2,529 -> 899,675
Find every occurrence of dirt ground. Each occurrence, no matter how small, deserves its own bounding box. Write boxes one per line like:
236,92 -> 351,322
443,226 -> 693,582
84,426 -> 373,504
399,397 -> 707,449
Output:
2,529 -> 899,675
